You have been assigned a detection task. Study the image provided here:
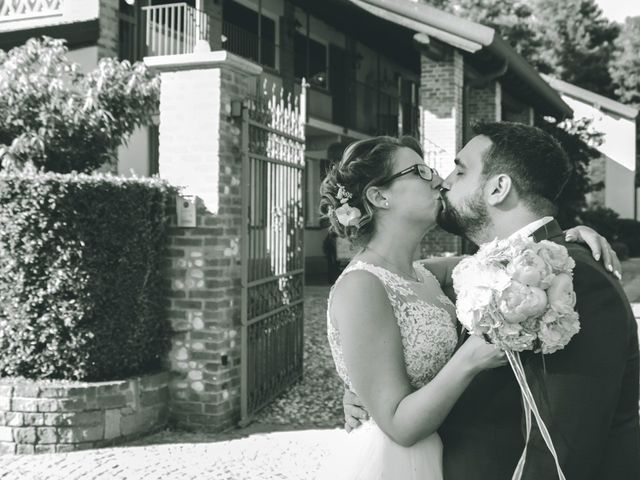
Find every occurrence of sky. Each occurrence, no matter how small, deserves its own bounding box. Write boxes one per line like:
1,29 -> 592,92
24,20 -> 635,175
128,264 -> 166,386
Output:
594,0 -> 640,23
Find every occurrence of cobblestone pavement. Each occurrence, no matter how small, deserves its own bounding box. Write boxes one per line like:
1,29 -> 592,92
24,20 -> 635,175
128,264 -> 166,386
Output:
0,426 -> 347,479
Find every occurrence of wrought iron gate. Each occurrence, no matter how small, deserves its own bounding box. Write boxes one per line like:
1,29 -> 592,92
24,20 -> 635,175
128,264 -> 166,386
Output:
239,80 -> 307,423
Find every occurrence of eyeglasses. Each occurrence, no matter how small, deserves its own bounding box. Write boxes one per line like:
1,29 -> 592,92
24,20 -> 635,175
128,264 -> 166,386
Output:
379,164 -> 438,185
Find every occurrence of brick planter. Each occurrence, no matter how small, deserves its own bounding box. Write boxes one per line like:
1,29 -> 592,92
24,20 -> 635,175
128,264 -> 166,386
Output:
0,372 -> 169,454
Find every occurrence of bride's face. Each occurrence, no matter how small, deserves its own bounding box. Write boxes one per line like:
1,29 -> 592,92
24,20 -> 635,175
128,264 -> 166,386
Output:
381,147 -> 444,230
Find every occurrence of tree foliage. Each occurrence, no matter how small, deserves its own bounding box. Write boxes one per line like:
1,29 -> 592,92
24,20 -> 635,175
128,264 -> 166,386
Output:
609,16 -> 640,186
0,37 -> 160,173
609,16 -> 640,106
532,0 -> 619,98
537,117 -> 604,227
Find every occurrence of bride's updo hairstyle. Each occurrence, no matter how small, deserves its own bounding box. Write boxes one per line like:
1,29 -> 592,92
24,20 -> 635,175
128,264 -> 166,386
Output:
320,135 -> 423,245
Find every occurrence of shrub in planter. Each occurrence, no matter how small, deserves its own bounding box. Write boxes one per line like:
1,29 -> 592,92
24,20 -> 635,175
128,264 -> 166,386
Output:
579,206 -> 620,241
611,241 -> 630,261
616,219 -> 640,257
0,168 -> 175,381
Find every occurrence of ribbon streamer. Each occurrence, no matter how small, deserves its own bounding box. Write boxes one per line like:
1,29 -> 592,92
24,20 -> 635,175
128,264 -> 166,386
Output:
506,351 -> 566,480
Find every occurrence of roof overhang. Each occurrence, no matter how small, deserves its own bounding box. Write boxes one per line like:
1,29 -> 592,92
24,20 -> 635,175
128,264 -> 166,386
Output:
543,74 -> 638,120
0,19 -> 99,52
349,0 -> 573,120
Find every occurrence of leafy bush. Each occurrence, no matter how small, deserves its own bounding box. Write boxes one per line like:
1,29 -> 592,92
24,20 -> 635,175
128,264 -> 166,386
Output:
616,219 -> 640,257
611,241 -> 630,261
579,206 -> 620,241
538,117 -> 604,228
0,167 -> 175,380
0,37 -> 159,173
579,206 -> 640,259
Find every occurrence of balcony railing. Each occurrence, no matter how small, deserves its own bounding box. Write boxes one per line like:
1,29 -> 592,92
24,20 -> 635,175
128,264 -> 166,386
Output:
222,20 -> 277,69
0,0 -> 63,21
142,2 -> 209,57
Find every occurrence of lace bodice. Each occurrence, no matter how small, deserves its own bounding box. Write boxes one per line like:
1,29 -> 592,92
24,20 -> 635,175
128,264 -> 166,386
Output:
327,261 -> 459,391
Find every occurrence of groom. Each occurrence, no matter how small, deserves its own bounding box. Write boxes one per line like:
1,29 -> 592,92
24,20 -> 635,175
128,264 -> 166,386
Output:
344,122 -> 640,479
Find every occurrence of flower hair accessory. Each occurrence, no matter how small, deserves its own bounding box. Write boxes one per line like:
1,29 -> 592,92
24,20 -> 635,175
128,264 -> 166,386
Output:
335,183 -> 353,204
331,183 -> 361,227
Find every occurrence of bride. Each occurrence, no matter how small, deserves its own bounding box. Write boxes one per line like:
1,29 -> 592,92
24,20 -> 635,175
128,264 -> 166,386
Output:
315,135 -> 618,479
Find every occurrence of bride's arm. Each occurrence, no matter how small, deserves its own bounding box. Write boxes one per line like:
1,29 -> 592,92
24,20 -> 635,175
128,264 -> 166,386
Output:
332,272 -> 504,447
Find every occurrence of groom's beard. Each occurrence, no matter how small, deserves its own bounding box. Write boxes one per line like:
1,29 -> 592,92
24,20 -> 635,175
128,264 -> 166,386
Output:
437,190 -> 490,240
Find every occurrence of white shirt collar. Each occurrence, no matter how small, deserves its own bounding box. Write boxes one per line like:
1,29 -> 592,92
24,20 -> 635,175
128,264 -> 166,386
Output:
509,216 -> 555,239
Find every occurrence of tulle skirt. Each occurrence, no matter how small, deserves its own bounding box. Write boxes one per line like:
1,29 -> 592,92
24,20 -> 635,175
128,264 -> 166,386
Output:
315,420 -> 444,480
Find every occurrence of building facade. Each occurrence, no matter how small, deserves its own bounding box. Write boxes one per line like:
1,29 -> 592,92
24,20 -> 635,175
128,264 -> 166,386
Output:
544,75 -> 638,220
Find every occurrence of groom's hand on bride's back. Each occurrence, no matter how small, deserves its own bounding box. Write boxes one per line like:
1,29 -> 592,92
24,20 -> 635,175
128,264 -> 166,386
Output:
343,388 -> 369,433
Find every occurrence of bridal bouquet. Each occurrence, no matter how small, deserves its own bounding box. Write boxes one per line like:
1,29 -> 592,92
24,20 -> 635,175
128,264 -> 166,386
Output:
452,236 -> 579,480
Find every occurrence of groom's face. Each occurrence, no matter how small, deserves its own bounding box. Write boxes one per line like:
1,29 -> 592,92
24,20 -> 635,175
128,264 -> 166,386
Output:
437,135 -> 492,238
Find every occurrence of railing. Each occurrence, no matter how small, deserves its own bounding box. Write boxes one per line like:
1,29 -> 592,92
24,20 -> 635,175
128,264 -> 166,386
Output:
222,20 -> 278,69
0,0 -> 63,21
340,81 -> 416,137
142,3 -> 209,57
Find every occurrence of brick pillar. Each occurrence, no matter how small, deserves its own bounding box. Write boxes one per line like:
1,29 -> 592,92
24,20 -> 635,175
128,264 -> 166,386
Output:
466,80 -> 501,127
201,0 -> 223,51
503,105 -> 534,125
420,46 -> 464,256
98,0 -> 119,59
279,0 -> 296,96
146,51 -> 262,432
420,46 -> 464,176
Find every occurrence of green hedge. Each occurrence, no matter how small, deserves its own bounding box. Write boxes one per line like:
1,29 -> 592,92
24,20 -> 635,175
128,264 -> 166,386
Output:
0,169 -> 176,381
580,206 -> 640,260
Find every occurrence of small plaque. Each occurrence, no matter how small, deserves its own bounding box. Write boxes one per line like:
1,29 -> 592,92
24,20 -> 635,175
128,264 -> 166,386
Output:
176,195 -> 196,227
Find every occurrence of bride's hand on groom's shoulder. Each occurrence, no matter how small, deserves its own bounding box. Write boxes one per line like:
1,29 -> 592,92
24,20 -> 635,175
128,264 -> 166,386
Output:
564,225 -> 621,279
343,388 -> 369,433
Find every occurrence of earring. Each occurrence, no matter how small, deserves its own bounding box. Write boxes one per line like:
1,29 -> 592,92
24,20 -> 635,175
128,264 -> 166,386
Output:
384,201 -> 389,207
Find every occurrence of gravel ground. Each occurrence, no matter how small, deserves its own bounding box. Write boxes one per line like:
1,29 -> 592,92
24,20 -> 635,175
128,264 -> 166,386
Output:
251,286 -> 344,428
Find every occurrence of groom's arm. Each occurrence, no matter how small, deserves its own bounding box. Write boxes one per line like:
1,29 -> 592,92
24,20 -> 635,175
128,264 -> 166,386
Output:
521,247 -> 633,479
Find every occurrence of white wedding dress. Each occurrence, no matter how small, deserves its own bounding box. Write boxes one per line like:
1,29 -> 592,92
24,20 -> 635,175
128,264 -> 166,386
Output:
316,261 -> 459,480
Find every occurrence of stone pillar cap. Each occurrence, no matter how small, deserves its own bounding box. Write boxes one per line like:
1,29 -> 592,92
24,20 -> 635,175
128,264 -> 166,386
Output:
144,51 -> 263,76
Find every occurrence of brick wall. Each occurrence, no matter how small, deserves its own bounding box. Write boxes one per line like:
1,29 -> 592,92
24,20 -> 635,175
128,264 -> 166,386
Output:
503,105 -> 534,125
0,373 -> 168,454
98,0 -> 119,59
148,52 -> 261,432
420,227 -> 462,258
466,81 -> 501,131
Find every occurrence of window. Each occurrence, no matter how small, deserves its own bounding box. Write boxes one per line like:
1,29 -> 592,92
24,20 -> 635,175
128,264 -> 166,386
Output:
294,32 -> 328,89
222,0 -> 277,69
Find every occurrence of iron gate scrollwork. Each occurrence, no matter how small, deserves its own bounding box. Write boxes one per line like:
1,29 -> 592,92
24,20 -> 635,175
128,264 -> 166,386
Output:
240,79 -> 307,423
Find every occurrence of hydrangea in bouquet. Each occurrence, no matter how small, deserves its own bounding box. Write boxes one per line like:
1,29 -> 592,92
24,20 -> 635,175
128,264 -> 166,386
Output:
452,235 -> 580,480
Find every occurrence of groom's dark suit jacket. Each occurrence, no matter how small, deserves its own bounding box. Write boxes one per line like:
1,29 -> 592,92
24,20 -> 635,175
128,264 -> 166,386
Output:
439,220 -> 640,480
